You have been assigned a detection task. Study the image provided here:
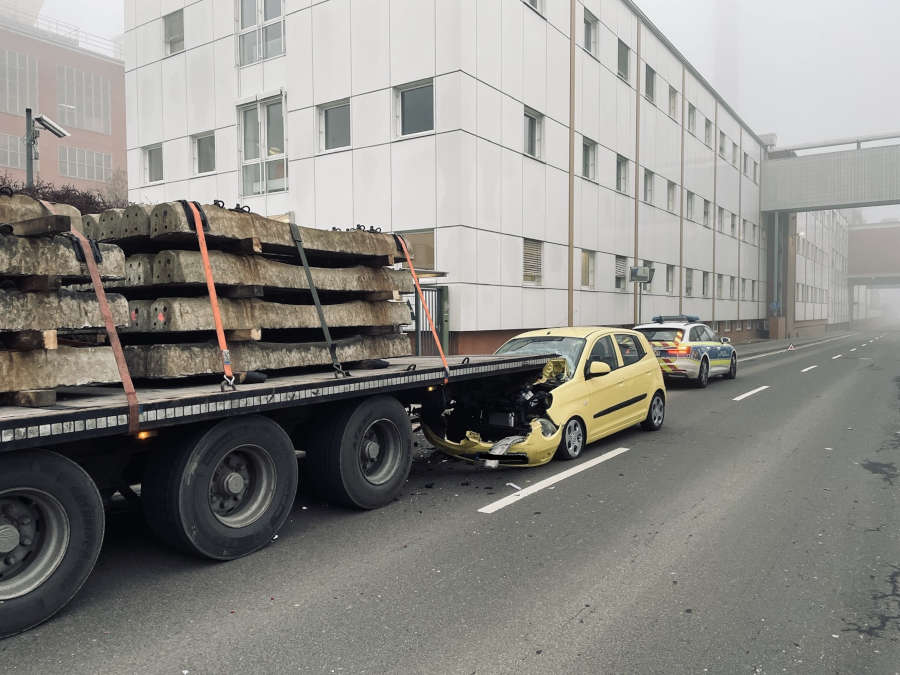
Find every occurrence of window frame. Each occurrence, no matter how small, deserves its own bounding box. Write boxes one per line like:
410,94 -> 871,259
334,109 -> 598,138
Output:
163,9 -> 185,56
319,98 -> 351,152
687,103 -> 696,134
580,249 -> 595,288
396,80 -> 435,138
615,255 -> 627,290
617,39 -> 630,81
523,238 -> 543,285
668,85 -> 678,119
523,0 -> 543,15
238,0 -> 285,67
644,64 -> 655,103
686,191 -> 694,220
684,268 -> 693,297
192,132 -> 216,175
583,9 -> 598,55
144,144 -> 163,184
666,180 -> 676,212
643,169 -> 654,204
704,119 -> 712,147
238,95 -> 287,196
582,136 -> 597,180
523,107 -> 543,159
615,154 -> 629,193
666,264 -> 674,294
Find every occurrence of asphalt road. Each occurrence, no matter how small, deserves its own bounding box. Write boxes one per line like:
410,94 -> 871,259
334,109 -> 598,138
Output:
3,330 -> 899,674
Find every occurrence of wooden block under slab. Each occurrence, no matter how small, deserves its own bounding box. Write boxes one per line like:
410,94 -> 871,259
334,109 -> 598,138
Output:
6,330 -> 58,351
9,389 -> 57,407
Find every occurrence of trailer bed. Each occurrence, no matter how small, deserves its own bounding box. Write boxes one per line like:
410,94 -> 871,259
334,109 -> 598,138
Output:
0,354 -> 549,452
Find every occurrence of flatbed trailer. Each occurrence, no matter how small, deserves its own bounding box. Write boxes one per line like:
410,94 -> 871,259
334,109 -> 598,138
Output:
0,353 -> 549,638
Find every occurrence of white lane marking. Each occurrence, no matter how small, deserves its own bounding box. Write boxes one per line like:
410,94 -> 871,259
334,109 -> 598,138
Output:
732,385 -> 770,402
477,448 -> 629,514
832,354 -> 843,360
801,365 -> 818,373
850,348 -> 857,352
738,333 -> 856,363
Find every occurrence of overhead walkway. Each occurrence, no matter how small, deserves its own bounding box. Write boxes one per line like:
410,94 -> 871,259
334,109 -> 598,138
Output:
848,222 -> 900,288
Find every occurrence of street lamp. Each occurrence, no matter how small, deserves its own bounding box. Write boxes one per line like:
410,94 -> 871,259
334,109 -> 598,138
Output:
25,107 -> 70,188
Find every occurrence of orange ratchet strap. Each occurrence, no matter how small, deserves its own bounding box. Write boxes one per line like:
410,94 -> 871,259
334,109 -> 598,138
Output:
40,200 -> 141,433
181,201 -> 236,391
393,234 -> 450,384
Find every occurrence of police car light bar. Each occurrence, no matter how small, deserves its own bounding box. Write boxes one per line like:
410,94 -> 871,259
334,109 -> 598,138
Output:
651,314 -> 700,323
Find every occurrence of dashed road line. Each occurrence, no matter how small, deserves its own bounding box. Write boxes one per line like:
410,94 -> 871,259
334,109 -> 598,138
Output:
477,448 -> 629,514
832,354 -> 843,360
732,386 -> 770,402
801,365 -> 818,373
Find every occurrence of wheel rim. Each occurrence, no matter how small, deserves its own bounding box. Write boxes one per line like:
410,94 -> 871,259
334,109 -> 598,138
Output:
0,488 -> 70,601
358,418 -> 403,486
651,395 -> 665,426
565,419 -> 583,456
730,355 -> 737,376
208,445 -> 277,529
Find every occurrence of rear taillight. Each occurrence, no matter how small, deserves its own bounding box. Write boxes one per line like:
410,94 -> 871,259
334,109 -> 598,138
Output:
666,345 -> 691,356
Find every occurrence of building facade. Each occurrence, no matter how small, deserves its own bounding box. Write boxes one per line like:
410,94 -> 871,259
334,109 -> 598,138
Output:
0,5 -> 126,193
124,0 -> 768,352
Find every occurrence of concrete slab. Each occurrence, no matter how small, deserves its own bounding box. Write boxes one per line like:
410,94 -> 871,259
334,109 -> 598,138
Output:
0,234 -> 125,280
0,345 -> 120,392
0,289 -> 128,331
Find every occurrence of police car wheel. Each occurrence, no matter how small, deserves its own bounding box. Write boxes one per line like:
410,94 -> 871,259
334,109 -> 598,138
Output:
725,354 -> 737,379
695,358 -> 709,388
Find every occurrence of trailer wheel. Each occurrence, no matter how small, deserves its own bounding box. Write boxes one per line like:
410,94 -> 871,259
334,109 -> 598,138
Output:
307,396 -> 412,509
0,450 -> 105,639
142,416 -> 298,561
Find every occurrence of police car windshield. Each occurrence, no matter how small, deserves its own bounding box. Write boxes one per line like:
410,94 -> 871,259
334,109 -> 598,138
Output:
495,336 -> 586,375
636,328 -> 683,342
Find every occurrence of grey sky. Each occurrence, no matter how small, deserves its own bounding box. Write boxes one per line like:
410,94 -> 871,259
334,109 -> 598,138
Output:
40,0 -> 123,41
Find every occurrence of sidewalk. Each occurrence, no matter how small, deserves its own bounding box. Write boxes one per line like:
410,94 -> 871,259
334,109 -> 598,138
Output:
733,331 -> 855,358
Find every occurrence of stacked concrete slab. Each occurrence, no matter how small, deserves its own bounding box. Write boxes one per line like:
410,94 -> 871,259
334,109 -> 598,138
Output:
0,194 -> 129,400
88,201 -> 413,379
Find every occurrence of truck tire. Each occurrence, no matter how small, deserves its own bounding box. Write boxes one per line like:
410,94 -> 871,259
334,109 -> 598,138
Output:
0,450 -> 105,639
142,416 -> 298,561
306,396 -> 412,509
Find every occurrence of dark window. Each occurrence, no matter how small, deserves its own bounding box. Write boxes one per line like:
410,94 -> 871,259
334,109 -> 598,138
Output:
588,335 -> 619,371
615,334 -> 644,366
400,83 -> 434,135
689,327 -> 704,341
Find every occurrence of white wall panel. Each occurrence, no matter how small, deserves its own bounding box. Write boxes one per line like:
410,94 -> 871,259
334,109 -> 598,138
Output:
391,137 -> 436,229
390,0 -> 435,85
312,0 -> 351,105
351,0 -> 390,95
185,44 -> 216,136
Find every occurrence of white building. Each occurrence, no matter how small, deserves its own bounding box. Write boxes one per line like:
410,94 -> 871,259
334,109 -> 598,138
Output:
123,0 -> 767,352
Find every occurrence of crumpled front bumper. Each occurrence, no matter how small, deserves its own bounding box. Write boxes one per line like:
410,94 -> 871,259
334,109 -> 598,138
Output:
422,417 -> 563,468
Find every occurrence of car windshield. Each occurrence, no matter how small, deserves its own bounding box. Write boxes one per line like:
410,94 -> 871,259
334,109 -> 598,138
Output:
636,328 -> 684,342
495,336 -> 586,376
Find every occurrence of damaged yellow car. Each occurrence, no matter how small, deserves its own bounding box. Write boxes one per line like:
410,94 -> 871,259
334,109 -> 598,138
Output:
421,327 -> 667,467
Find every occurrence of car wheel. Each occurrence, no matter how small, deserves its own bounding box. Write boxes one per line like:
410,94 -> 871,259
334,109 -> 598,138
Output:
555,418 -> 585,461
695,358 -> 709,388
641,391 -> 665,431
725,353 -> 737,379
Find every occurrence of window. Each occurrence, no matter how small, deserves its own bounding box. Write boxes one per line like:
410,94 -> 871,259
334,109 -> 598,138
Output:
523,0 -> 542,13
729,276 -> 736,299
399,81 -> 434,136
723,320 -> 731,333
717,206 -> 724,232
0,132 -> 25,169
752,280 -> 757,301
615,255 -> 627,290
742,219 -> 749,241
643,169 -> 653,204
704,119 -> 712,146
687,103 -> 696,134
403,230 -> 435,270
743,152 -> 750,176
666,265 -> 674,294
644,65 -> 655,103
667,181 -> 676,212
239,0 -> 284,65
685,268 -> 693,297
56,66 -> 112,134
240,97 -> 287,195
144,145 -> 163,183
320,100 -> 351,150
753,160 -> 759,183
668,85 -> 678,118
732,142 -> 738,166
58,146 -> 112,182
642,260 -> 654,291
752,223 -> 757,244
741,278 -> 747,300
702,271 -> 710,297
523,239 -> 543,284
717,273 -> 724,298
615,155 -> 629,193
194,133 -> 215,174
730,213 -> 737,237
615,334 -> 644,367
523,109 -> 543,158
617,40 -> 629,80
582,137 -> 596,179
719,130 -> 727,156
588,336 -> 619,371
583,10 -> 597,55
686,192 -> 694,220
0,49 -> 38,116
702,199 -> 710,226
164,10 -> 184,55
581,250 -> 595,288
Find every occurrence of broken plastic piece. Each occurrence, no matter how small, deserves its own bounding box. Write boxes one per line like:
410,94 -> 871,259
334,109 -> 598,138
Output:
489,435 -> 527,456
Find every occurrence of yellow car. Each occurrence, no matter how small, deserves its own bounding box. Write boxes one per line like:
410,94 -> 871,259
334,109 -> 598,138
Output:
421,327 -> 667,467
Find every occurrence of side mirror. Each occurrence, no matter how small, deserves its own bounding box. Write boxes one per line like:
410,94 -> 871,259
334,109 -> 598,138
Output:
587,361 -> 611,378
720,336 -> 731,344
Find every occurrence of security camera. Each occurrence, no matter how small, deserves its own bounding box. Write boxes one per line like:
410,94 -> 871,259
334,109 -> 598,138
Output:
34,114 -> 70,139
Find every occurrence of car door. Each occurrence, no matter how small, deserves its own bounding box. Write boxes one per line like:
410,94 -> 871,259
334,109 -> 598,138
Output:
580,334 -> 627,441
702,326 -> 730,373
612,333 -> 654,426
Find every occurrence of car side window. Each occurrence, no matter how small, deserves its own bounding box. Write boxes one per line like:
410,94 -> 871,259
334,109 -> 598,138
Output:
701,326 -> 716,341
587,336 -> 619,371
688,326 -> 703,341
614,334 -> 644,367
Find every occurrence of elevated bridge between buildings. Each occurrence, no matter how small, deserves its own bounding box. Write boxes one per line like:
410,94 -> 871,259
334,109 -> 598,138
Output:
848,222 -> 900,288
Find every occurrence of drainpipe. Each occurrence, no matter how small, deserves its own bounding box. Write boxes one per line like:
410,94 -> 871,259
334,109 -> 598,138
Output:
567,0 -> 576,326
633,23 -> 642,325
678,65 -> 685,314
711,101 -> 718,324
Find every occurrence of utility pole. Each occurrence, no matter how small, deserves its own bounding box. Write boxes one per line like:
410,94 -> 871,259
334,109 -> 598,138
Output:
25,107 -> 35,188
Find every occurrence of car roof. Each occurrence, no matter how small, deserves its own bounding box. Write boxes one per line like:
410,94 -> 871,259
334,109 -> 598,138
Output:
511,326 -> 637,340
634,322 -> 696,331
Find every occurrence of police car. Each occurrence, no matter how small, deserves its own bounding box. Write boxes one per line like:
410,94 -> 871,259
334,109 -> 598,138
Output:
634,315 -> 737,388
